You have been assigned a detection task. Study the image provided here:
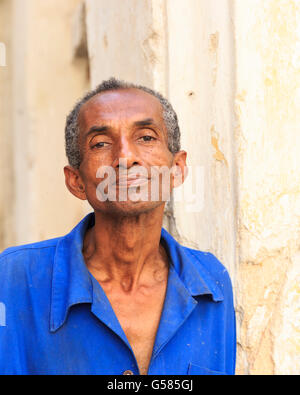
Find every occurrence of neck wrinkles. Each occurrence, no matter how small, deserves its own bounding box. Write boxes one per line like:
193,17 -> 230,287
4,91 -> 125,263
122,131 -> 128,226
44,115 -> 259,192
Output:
82,206 -> 169,289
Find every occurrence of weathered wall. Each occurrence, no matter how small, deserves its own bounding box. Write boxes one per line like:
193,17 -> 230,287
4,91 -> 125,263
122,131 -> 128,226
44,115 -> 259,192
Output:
0,0 -> 14,249
1,0 -> 91,246
234,0 -> 300,375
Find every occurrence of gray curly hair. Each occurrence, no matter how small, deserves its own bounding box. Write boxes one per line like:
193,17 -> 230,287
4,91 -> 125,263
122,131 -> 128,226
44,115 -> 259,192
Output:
65,77 -> 181,169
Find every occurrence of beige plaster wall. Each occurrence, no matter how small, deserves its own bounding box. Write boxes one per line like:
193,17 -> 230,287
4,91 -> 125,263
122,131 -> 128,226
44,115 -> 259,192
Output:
0,0 -> 14,249
2,0 -> 91,247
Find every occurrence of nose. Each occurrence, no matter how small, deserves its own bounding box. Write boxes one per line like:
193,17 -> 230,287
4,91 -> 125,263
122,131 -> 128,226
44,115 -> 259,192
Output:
112,136 -> 141,170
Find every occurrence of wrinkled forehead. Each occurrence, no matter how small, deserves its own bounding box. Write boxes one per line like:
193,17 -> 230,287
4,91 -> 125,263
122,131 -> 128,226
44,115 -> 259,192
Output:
78,88 -> 165,131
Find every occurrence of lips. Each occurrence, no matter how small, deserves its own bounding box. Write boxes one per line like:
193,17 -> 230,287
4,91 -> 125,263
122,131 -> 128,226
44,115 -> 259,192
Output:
116,176 -> 149,187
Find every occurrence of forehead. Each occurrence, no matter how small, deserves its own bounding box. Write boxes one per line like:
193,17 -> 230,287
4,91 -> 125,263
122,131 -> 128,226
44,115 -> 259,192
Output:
78,88 -> 164,129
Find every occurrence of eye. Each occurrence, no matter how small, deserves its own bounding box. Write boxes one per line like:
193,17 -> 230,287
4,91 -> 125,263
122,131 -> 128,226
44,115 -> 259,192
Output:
139,135 -> 156,142
92,142 -> 110,149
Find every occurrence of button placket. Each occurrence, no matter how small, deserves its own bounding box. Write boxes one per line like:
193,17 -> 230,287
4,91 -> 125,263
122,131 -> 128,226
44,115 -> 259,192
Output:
123,369 -> 134,375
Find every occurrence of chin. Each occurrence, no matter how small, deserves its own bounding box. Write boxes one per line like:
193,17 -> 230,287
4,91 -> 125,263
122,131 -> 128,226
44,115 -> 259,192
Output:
94,199 -> 164,217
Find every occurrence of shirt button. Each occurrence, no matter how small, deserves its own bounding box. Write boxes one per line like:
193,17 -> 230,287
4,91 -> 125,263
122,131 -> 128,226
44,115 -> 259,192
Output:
123,370 -> 134,375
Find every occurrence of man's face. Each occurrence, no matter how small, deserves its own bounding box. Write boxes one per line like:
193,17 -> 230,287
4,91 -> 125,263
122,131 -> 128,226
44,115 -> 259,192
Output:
65,88 -> 187,216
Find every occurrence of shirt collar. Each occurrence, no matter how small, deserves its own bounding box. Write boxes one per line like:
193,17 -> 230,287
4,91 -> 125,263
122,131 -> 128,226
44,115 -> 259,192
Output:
50,213 -> 223,333
50,214 -> 95,332
160,228 -> 224,302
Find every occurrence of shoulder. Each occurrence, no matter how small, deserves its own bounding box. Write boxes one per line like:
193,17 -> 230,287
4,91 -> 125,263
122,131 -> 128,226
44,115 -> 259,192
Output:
182,246 -> 234,296
0,238 -> 62,303
184,247 -> 230,277
0,237 -> 61,270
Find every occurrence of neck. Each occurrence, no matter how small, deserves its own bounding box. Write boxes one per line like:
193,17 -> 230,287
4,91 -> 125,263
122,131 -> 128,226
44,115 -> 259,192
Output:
83,205 -> 168,291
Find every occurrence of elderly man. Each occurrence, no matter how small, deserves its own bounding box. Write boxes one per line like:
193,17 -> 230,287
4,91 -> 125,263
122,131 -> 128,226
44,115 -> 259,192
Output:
0,78 -> 236,375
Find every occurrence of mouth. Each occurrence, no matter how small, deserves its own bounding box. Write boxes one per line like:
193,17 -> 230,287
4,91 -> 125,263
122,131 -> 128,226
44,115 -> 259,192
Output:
115,176 -> 149,188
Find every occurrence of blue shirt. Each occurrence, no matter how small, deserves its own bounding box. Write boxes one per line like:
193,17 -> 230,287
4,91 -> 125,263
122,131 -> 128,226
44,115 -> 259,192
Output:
0,213 -> 236,375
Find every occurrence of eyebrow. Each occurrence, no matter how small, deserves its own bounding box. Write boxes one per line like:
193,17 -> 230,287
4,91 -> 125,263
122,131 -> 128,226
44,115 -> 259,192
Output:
85,125 -> 109,139
133,118 -> 155,127
84,118 -> 159,140
134,118 -> 161,137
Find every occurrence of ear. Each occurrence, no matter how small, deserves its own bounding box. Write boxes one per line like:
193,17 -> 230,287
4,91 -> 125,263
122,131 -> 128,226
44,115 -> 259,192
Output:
171,150 -> 188,188
64,165 -> 87,201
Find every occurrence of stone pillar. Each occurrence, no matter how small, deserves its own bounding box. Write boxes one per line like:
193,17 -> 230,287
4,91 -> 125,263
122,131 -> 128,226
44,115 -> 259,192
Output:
85,0 -> 168,93
166,0 -> 237,282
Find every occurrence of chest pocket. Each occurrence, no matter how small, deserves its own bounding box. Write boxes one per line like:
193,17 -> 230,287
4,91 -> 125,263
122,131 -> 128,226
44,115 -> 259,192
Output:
188,363 -> 226,375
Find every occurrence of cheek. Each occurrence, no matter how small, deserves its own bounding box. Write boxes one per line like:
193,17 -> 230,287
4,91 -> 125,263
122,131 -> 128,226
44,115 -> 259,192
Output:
144,146 -> 174,166
80,152 -> 110,179
79,161 -> 101,192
